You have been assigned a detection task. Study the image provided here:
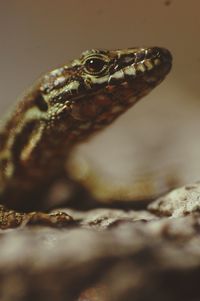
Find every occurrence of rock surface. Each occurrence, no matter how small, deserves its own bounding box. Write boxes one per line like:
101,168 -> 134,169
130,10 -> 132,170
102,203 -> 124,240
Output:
1,183 -> 200,301
149,181 -> 200,217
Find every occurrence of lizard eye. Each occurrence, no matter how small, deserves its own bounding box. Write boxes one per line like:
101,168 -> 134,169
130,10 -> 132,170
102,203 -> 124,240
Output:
84,56 -> 108,75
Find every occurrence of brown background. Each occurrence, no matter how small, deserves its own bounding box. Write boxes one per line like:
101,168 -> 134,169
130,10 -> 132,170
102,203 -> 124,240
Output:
0,0 -> 200,198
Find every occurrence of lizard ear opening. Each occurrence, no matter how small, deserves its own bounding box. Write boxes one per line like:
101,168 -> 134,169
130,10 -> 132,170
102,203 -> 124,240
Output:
34,93 -> 48,112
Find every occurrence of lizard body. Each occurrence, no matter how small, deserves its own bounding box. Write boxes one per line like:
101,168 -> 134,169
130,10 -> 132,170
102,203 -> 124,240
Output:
0,47 -> 172,229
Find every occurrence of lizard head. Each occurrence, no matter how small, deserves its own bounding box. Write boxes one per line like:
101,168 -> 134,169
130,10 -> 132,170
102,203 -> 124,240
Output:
41,47 -> 172,138
77,47 -> 172,89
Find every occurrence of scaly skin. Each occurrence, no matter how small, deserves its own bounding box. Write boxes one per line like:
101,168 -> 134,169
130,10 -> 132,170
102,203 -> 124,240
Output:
0,47 -> 172,229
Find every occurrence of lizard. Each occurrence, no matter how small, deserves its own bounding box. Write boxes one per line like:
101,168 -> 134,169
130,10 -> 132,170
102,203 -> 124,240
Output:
0,47 -> 172,229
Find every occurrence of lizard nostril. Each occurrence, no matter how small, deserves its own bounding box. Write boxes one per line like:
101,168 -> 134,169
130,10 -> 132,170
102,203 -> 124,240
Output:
151,47 -> 172,63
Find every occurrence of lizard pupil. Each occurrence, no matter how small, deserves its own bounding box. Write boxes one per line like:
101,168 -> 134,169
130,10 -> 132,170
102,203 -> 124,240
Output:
84,57 -> 106,74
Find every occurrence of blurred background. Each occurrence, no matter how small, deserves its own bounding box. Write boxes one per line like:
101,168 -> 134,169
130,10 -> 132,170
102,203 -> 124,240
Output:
0,0 -> 200,201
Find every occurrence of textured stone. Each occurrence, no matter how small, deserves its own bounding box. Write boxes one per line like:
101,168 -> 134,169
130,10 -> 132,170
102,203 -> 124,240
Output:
0,204 -> 200,300
149,182 -> 200,217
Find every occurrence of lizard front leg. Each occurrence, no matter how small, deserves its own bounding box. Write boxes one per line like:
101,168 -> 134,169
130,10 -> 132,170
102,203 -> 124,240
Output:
0,204 -> 74,229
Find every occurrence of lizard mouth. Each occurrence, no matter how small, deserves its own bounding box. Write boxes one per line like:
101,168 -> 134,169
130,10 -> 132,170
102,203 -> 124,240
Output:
108,47 -> 172,87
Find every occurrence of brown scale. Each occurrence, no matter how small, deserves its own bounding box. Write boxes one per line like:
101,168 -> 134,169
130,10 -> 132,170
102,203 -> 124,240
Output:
0,47 -> 172,229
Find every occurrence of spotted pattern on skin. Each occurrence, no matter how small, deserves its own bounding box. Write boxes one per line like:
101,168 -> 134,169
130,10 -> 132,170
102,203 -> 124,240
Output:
144,61 -> 153,71
124,66 -> 136,76
20,124 -> 45,162
4,161 -> 14,180
0,106 -> 47,171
